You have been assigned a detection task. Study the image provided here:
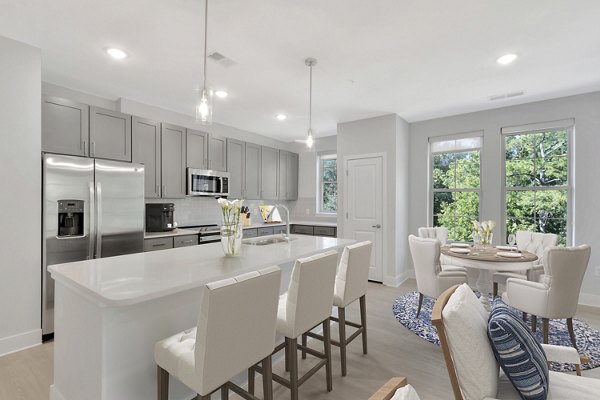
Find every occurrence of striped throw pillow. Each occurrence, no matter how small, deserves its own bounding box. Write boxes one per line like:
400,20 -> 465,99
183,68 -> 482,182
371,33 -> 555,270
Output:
488,303 -> 549,400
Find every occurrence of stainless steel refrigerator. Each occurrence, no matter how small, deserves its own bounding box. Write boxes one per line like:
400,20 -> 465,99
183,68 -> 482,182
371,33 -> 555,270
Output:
42,154 -> 144,337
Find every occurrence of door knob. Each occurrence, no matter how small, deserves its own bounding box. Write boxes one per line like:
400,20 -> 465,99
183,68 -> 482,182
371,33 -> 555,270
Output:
372,224 -> 381,229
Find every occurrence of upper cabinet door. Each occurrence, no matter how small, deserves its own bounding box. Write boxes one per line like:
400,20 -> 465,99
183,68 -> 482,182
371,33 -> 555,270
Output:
245,143 -> 261,200
226,138 -> 245,199
288,152 -> 299,200
132,117 -> 161,198
161,123 -> 187,199
278,151 -> 289,200
261,146 -> 279,200
186,129 -> 208,169
42,96 -> 89,156
208,135 -> 227,171
89,107 -> 132,162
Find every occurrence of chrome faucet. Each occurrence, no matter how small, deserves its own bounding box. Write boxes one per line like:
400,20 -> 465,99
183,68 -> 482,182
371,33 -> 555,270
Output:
275,204 -> 290,240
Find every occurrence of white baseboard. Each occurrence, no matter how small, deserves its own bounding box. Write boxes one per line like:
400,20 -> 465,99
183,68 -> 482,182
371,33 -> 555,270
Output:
0,328 -> 41,357
579,293 -> 600,308
386,270 -> 413,287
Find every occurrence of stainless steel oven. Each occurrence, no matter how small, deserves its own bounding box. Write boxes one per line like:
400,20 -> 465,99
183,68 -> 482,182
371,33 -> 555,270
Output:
187,168 -> 229,197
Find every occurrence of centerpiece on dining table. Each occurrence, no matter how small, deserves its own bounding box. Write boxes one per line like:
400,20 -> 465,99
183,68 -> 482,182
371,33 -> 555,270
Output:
218,198 -> 244,256
472,219 -> 496,247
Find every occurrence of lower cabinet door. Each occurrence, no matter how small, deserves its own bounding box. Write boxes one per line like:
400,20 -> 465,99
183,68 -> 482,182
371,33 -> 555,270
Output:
144,237 -> 174,252
174,235 -> 199,248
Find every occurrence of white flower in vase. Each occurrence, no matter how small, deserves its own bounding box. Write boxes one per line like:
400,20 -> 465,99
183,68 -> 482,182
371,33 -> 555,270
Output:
218,198 -> 244,256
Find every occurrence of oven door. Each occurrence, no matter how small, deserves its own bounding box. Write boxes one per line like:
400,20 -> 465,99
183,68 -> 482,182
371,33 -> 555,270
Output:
187,169 -> 222,196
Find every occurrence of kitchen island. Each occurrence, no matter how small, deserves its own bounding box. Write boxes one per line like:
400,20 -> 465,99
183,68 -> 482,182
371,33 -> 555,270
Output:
48,235 -> 354,400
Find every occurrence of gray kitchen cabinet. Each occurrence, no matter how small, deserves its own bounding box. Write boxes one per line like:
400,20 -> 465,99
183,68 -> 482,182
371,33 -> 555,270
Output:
174,235 -> 199,248
273,225 -> 287,235
144,237 -> 174,252
292,225 -> 314,235
161,123 -> 187,198
132,117 -> 161,198
208,135 -> 227,171
42,96 -> 89,156
260,146 -> 279,200
243,228 -> 258,238
186,129 -> 208,169
89,107 -> 132,162
244,143 -> 261,200
278,151 -> 299,201
226,138 -> 245,199
313,226 -> 336,237
257,227 -> 274,237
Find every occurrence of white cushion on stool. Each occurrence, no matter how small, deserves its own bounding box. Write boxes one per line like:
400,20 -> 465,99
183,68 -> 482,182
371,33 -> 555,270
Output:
333,241 -> 372,308
155,327 -> 197,378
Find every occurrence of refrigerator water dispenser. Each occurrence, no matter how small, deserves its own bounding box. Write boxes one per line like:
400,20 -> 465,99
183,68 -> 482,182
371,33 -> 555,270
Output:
57,200 -> 84,237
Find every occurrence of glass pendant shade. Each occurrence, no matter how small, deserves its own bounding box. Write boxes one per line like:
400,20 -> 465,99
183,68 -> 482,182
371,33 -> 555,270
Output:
196,88 -> 213,125
306,128 -> 314,149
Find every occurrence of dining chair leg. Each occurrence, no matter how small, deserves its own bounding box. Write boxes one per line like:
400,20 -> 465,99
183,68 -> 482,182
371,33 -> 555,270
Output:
247,366 -> 255,395
338,306 -> 347,377
416,293 -> 424,318
285,339 -> 290,372
196,395 -> 210,400
531,315 -> 537,332
567,318 -> 578,350
542,318 -> 549,344
323,318 -> 333,392
360,295 -> 368,355
157,366 -> 169,400
522,312 -> 527,322
301,333 -> 307,360
493,283 -> 498,297
288,337 -> 299,400
262,355 -> 274,400
221,386 -> 229,400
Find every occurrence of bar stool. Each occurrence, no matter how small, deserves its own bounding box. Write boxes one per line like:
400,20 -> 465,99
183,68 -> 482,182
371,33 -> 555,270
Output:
250,250 -> 338,400
302,241 -> 372,376
154,266 -> 281,400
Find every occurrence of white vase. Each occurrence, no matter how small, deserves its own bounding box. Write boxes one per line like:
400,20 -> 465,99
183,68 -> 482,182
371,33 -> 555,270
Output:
221,222 -> 243,256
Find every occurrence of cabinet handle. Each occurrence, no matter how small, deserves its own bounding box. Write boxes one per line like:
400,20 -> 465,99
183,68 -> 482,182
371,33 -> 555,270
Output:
181,240 -> 194,244
91,141 -> 96,157
162,185 -> 167,197
156,185 -> 159,196
83,140 -> 87,156
152,243 -> 166,247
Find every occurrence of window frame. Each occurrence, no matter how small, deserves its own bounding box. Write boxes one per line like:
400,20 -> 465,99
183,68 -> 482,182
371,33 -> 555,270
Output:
428,134 -> 482,242
317,152 -> 337,215
501,125 -> 573,245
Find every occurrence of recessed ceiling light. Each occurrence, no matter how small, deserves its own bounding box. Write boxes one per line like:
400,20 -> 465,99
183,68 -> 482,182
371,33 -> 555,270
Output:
496,53 -> 518,65
105,48 -> 128,60
275,114 -> 287,121
214,90 -> 228,98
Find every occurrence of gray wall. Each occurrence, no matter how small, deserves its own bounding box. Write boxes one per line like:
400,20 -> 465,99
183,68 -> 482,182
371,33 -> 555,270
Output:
409,91 -> 600,305
0,37 -> 42,355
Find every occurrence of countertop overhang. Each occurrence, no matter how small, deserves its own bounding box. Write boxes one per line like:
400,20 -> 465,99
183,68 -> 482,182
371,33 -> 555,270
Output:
49,235 -> 353,307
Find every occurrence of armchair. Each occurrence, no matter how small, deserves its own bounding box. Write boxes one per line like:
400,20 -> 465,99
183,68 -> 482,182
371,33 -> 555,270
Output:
502,245 -> 591,348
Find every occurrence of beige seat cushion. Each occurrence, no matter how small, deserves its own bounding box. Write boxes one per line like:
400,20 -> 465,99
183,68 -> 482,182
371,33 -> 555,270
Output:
492,371 -> 600,400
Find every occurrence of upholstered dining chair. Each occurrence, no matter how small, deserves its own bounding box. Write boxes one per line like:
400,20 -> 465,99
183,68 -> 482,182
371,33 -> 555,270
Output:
502,245 -> 591,349
417,227 -> 448,245
432,283 -> 599,400
492,231 -> 558,296
408,235 -> 468,318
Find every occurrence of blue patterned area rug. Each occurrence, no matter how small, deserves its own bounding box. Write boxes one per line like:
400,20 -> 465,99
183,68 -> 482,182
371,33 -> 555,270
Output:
392,291 -> 600,372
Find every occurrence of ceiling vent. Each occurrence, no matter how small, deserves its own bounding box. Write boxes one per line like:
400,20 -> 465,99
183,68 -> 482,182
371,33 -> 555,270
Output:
489,91 -> 525,101
208,51 -> 237,67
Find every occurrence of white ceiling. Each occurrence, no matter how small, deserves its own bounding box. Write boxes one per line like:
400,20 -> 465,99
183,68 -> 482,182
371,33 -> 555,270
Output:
2,0 -> 600,141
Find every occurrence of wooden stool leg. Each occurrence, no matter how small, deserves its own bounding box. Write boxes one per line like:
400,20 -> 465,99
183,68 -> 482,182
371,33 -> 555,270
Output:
285,339 -> 290,372
262,355 -> 274,400
288,338 -> 299,400
567,318 -> 578,350
248,366 -> 255,395
542,318 -> 549,344
360,295 -> 368,355
531,315 -> 537,332
221,385 -> 229,400
338,307 -> 347,376
323,318 -> 333,392
522,312 -> 527,322
493,282 -> 498,297
416,293 -> 424,318
301,333 -> 307,360
157,366 -> 169,400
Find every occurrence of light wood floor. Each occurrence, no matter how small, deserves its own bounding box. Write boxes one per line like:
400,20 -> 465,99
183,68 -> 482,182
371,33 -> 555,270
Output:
1,279 -> 599,400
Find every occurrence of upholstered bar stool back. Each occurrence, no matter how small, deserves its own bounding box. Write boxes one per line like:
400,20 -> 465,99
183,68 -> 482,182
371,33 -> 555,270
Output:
154,266 -> 281,399
334,241 -> 373,307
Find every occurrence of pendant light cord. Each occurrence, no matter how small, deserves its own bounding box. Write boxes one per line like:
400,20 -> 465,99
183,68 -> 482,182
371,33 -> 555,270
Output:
309,64 -> 312,130
203,0 -> 208,90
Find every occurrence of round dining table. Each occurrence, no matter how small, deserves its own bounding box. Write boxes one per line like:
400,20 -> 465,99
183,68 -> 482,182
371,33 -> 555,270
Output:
441,245 -> 538,311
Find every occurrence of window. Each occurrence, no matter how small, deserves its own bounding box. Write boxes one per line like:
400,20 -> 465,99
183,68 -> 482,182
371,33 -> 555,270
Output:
430,135 -> 482,242
503,124 -> 571,245
318,154 -> 337,213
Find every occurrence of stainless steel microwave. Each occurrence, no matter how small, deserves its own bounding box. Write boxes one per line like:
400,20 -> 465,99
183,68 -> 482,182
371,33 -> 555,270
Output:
187,168 -> 230,197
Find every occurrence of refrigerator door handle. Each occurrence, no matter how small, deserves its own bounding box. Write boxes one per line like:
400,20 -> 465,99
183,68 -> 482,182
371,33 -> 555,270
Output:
89,181 -> 95,260
95,182 -> 102,258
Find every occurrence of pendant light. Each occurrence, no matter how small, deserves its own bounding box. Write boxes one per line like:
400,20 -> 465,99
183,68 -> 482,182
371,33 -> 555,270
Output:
305,57 -> 317,149
196,0 -> 213,125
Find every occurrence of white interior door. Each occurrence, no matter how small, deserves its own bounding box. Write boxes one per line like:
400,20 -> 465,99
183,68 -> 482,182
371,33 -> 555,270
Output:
345,156 -> 384,282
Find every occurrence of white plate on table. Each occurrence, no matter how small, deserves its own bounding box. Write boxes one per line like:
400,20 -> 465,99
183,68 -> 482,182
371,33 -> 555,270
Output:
450,243 -> 470,248
496,251 -> 523,258
449,247 -> 470,254
496,245 -> 517,251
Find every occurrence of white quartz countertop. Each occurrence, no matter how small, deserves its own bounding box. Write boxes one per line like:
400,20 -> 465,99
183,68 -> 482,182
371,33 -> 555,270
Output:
144,228 -> 199,239
49,235 -> 354,307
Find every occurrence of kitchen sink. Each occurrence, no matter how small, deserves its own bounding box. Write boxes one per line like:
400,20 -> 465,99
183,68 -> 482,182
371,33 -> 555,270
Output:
242,236 -> 295,246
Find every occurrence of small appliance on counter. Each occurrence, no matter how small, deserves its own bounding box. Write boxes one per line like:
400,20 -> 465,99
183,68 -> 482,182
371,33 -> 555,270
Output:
146,203 -> 177,232
181,224 -> 221,244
